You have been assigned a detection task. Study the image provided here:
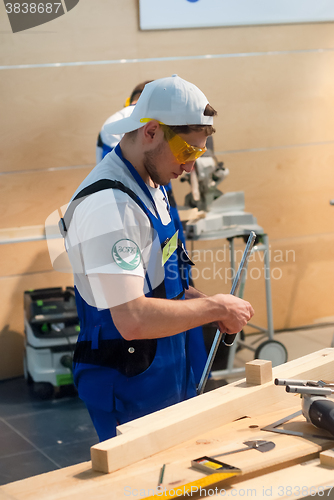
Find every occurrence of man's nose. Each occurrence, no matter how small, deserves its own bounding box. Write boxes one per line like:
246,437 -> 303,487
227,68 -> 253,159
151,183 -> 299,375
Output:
181,161 -> 196,173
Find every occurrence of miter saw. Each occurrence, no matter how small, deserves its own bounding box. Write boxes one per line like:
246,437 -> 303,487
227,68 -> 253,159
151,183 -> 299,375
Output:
180,137 -> 263,240
182,152 -> 229,213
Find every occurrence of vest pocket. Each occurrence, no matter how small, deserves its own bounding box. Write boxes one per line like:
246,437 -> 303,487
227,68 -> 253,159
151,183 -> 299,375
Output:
73,337 -> 157,377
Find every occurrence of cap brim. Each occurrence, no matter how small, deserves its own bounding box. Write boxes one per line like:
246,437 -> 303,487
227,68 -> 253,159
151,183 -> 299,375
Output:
103,116 -> 143,135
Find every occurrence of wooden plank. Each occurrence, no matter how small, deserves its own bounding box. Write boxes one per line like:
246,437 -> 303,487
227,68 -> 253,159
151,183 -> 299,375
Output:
91,348 -> 334,473
319,449 -> 334,468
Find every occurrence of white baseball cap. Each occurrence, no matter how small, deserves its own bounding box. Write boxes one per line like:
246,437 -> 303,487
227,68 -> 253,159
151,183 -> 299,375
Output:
104,75 -> 213,135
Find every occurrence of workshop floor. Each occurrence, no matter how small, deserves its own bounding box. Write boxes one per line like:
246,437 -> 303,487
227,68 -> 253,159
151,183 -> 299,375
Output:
0,324 -> 333,486
0,381 -> 98,485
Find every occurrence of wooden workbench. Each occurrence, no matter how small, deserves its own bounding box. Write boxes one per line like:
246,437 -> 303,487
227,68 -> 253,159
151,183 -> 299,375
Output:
1,349 -> 334,500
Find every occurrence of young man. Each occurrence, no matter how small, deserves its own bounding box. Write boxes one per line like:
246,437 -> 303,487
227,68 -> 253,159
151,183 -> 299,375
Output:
62,75 -> 254,441
96,80 -> 208,386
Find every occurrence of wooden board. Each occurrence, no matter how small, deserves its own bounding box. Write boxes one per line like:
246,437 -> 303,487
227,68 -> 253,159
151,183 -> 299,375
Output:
102,407 -> 334,499
91,348 -> 334,473
2,453 -> 333,500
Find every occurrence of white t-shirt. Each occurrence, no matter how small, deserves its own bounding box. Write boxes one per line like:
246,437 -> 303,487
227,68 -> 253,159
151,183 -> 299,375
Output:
65,149 -> 171,309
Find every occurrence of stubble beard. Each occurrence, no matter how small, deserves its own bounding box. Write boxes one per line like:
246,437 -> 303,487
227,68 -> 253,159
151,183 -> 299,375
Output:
143,142 -> 169,186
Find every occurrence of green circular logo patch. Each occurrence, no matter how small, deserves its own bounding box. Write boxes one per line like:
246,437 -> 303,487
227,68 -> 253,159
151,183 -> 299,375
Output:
112,239 -> 141,271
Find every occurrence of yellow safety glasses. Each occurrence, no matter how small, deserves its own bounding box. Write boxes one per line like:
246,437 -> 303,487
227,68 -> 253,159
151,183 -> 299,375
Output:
140,118 -> 207,164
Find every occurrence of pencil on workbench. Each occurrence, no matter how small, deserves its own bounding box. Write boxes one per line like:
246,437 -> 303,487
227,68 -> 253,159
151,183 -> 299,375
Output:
157,464 -> 166,489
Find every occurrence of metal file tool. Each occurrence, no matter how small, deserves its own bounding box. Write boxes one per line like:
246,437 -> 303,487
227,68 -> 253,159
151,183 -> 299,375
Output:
197,231 -> 257,395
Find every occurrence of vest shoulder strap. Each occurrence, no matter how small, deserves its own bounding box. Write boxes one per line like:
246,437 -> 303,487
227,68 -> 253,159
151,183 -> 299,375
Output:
59,179 -> 148,237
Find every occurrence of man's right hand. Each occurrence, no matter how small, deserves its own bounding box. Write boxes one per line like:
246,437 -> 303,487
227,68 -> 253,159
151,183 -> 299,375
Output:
211,294 -> 254,335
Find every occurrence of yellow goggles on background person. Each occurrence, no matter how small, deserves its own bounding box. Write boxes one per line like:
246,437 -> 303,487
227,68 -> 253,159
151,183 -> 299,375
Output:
140,118 -> 207,163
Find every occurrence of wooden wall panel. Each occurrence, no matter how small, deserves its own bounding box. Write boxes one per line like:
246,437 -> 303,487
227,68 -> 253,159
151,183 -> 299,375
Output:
216,143 -> 334,240
172,142 -> 334,245
0,65 -> 148,172
0,240 -> 52,277
2,51 -> 334,172
0,167 -> 91,229
210,51 -> 334,151
136,23 -> 334,59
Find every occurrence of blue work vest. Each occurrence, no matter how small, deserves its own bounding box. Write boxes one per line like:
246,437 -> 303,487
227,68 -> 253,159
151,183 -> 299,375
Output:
72,145 -> 196,423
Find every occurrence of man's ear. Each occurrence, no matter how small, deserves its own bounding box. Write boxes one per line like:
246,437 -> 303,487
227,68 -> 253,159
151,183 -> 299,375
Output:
143,120 -> 161,142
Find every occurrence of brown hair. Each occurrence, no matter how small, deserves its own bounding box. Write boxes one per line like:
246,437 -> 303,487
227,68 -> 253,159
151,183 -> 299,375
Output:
167,104 -> 217,136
